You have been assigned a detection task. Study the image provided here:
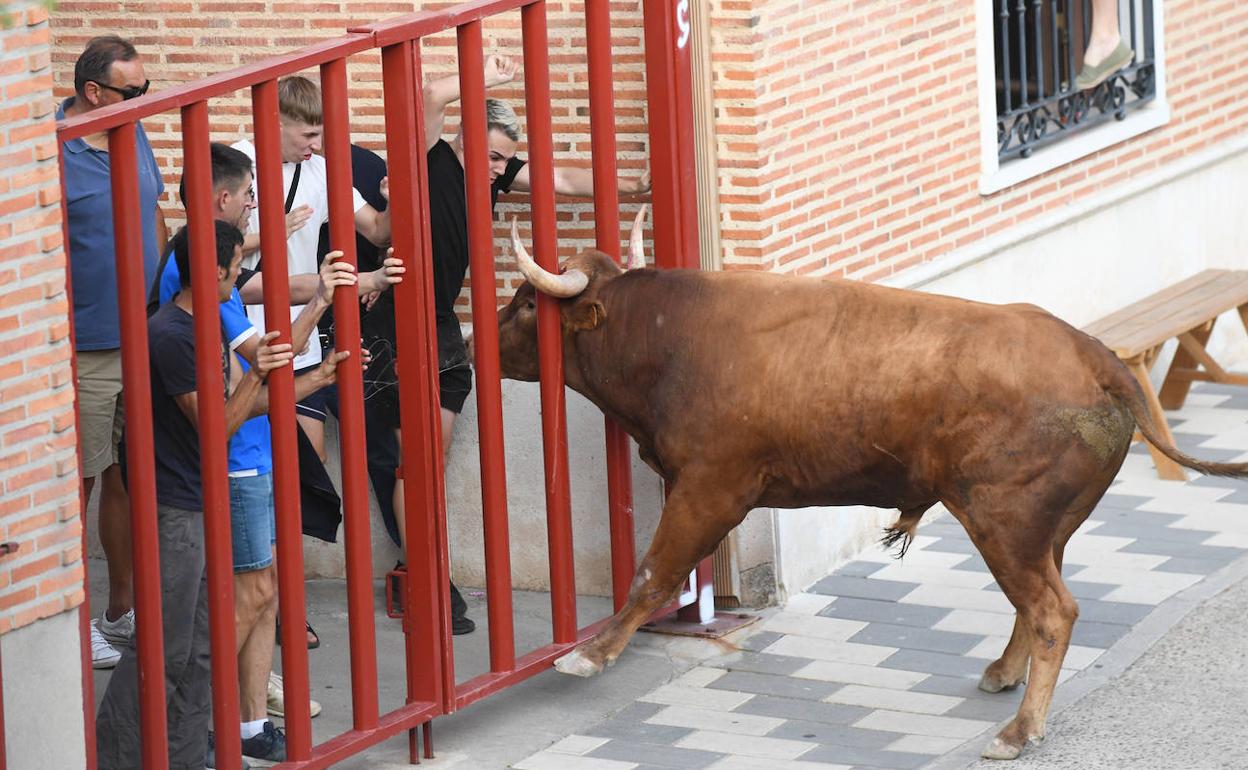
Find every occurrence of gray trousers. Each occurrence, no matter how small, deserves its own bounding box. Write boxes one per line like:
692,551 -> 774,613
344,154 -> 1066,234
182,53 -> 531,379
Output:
96,504 -> 211,770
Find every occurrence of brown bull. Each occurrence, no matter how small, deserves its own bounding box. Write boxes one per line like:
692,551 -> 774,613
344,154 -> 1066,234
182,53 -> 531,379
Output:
495,211 -> 1248,760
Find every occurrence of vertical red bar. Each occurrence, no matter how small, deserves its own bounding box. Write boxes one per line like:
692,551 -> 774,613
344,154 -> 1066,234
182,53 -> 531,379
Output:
642,1 -> 713,623
409,47 -> 459,713
58,144 -> 99,770
521,0 -> 578,645
382,40 -> 448,716
0,629 -> 5,770
251,79 -> 313,758
457,20 -> 516,673
586,0 -> 637,612
107,122 -> 169,770
642,0 -> 700,270
321,55 -> 381,729
181,100 -> 243,770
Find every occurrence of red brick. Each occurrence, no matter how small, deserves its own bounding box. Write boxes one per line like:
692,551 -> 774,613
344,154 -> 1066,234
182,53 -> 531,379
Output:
0,585 -> 38,612
11,553 -> 61,584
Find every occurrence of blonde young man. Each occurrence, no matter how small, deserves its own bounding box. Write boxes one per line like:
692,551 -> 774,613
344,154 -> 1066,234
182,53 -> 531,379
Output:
233,76 -> 392,462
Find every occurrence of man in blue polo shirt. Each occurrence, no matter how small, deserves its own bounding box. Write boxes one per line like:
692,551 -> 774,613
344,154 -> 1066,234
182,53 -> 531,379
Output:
59,35 -> 166,669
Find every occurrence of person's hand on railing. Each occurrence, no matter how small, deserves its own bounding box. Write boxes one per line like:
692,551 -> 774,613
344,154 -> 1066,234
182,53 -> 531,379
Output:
361,248 -> 405,310
315,250 -> 359,306
624,165 -> 651,196
484,54 -> 519,88
255,331 -> 294,379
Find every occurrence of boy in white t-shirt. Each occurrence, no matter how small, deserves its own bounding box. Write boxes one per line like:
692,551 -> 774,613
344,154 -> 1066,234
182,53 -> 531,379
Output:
234,75 -> 391,460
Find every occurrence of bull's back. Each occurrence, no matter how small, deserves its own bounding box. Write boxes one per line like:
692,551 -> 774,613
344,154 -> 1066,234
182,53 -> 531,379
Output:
612,271 -> 1121,505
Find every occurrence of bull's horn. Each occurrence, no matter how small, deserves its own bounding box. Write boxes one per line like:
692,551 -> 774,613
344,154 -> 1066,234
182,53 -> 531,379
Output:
510,217 -> 589,298
627,204 -> 649,270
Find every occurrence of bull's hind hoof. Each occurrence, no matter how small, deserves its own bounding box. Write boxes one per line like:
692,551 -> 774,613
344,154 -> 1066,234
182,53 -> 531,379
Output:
553,648 -> 603,677
981,737 -> 1023,760
978,671 -> 1025,693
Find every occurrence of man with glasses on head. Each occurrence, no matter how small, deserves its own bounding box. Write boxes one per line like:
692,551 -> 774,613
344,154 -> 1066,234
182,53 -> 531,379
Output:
58,34 -> 166,670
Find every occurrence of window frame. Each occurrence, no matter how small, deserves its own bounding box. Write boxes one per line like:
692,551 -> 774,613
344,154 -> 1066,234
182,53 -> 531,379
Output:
976,0 -> 1170,195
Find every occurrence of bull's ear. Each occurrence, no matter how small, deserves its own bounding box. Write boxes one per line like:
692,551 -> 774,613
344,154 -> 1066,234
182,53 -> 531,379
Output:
563,298 -> 607,332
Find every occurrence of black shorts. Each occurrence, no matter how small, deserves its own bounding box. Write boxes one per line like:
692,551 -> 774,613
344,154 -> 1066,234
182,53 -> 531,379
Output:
295,364 -> 334,422
363,319 -> 473,431
438,362 -> 472,414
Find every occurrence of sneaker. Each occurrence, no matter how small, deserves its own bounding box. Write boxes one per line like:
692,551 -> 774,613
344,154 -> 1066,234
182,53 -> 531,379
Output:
206,732 -> 253,770
451,613 -> 476,635
266,672 -> 322,719
241,721 -> 286,766
90,620 -> 121,669
98,608 -> 135,647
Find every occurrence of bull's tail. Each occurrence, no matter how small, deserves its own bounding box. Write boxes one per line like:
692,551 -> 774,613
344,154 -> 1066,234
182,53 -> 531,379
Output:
1105,357 -> 1248,478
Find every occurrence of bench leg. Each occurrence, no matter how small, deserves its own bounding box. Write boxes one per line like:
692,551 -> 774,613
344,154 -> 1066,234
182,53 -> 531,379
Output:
1127,358 -> 1187,481
1159,320 -> 1214,409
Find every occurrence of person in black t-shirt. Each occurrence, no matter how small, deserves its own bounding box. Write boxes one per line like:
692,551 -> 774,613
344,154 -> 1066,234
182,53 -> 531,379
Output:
381,54 -> 650,633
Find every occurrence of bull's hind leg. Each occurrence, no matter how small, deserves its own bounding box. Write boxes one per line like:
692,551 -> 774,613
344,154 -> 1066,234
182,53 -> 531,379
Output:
980,557 -> 1078,760
978,499 -> 1095,696
554,471 -> 754,677
953,513 -> 1079,761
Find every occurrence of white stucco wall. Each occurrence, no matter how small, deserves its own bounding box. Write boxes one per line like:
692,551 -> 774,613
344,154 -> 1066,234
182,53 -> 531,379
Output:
262,139 -> 1248,608
2,610 -> 86,770
767,137 -> 1248,599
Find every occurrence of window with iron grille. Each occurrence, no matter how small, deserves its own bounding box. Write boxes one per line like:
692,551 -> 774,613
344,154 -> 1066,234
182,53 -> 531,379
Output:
995,0 -> 1158,162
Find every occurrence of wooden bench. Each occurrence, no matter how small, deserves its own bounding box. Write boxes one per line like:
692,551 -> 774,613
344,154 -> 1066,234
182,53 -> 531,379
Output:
1083,269 -> 1248,480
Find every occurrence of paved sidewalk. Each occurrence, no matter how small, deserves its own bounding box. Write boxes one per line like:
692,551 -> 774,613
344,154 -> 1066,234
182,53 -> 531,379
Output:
513,384 -> 1248,770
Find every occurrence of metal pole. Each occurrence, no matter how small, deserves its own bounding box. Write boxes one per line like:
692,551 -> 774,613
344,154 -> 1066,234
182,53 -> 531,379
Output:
408,45 -> 460,715
586,0 -> 637,613
458,19 -> 516,673
58,139 -> 98,770
321,55 -> 381,730
381,37 -> 446,715
108,121 -> 169,770
251,78 -> 314,758
182,99 -> 243,770
522,0 -> 579,645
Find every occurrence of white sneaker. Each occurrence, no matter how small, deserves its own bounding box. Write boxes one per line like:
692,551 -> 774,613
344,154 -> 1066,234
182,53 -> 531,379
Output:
98,608 -> 135,647
266,672 -> 321,719
91,620 -> 121,669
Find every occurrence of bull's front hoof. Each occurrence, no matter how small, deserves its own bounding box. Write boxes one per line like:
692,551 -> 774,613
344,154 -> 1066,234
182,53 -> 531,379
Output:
981,737 -> 1023,760
981,734 -> 1042,761
553,648 -> 604,678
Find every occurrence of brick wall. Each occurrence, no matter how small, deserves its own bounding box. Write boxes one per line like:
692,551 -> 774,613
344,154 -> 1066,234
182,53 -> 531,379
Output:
49,1 -> 1248,298
708,0 -> 1248,279
1,1 -> 85,635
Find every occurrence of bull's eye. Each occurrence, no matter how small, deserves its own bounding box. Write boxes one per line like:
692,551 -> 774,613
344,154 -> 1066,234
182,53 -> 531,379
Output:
525,299 -> 536,311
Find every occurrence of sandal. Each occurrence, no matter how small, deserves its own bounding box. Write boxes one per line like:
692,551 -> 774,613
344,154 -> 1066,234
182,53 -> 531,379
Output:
276,618 -> 321,650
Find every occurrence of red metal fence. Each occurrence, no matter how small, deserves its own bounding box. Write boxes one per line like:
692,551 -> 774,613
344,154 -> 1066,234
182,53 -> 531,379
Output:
53,1 -> 705,768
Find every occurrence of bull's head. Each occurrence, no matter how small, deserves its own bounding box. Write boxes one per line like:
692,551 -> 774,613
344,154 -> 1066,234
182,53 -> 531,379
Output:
497,206 -> 648,381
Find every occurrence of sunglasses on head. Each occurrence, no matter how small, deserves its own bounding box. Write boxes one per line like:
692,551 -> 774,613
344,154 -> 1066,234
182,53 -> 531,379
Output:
91,79 -> 151,101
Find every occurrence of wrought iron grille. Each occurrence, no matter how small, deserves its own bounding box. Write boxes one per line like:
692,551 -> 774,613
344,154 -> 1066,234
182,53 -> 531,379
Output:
996,0 -> 1156,161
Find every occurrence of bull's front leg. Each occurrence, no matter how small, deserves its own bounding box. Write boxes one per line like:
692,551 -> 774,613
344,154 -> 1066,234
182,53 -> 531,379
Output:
554,472 -> 754,677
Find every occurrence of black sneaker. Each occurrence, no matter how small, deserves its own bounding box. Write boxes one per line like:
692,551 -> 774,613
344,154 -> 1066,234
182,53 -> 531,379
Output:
206,732 -> 253,770
452,612 -> 476,635
240,721 -> 287,767
449,580 -> 475,635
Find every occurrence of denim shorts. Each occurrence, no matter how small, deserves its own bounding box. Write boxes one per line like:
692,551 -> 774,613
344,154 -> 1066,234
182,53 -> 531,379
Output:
229,472 -> 275,573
